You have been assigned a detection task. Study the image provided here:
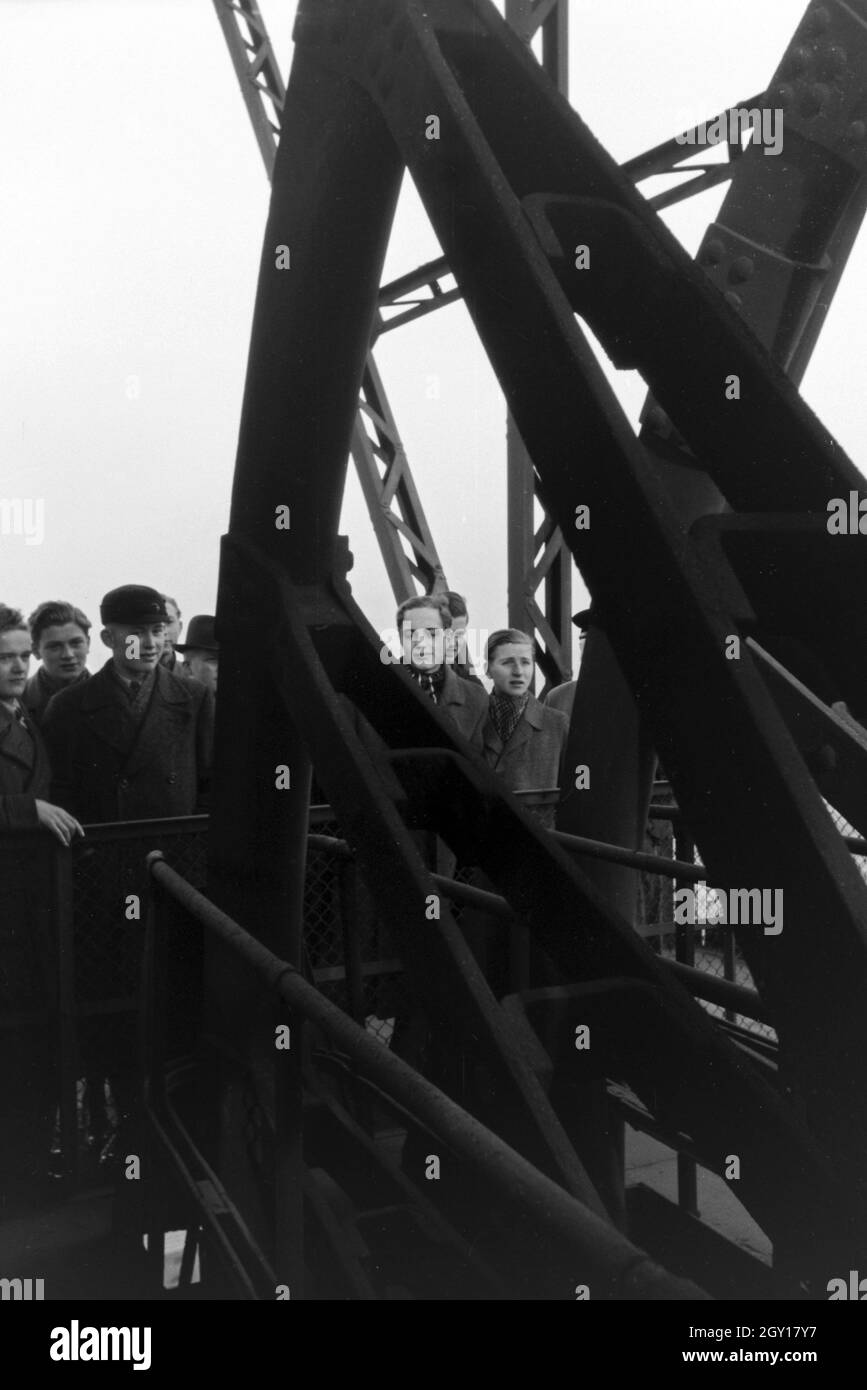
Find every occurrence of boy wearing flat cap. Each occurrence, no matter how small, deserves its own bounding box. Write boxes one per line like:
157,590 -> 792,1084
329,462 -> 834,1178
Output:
42,584 -> 214,822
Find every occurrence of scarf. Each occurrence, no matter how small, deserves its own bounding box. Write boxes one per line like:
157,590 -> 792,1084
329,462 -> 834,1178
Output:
489,690 -> 530,745
413,665 -> 447,703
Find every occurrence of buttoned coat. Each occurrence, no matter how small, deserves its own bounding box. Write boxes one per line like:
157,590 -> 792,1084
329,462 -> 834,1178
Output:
481,694 -> 568,824
42,660 -> 214,823
0,706 -> 55,1019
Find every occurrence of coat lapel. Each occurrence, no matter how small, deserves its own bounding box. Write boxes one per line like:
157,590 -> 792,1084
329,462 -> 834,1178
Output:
483,694 -> 542,768
0,707 -> 36,774
81,663 -> 139,757
122,667 -> 192,778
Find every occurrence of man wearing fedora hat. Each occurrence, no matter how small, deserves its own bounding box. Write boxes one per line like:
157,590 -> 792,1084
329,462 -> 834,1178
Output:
43,584 -> 214,823
175,615 -> 219,697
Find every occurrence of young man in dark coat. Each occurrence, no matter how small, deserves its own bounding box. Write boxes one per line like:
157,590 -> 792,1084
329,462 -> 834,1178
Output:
42,585 -> 214,823
0,605 -> 83,1191
41,586 -> 214,1171
22,600 -> 92,730
0,606 -> 85,842
395,593 -> 488,744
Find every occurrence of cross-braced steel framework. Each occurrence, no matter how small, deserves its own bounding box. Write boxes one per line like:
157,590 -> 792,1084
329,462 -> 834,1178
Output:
201,0 -> 867,1297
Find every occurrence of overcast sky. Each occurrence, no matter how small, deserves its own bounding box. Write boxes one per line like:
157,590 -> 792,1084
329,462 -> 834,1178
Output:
2,0 -> 865,671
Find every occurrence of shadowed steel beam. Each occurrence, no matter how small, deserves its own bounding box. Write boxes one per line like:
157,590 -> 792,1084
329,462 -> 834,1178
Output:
214,0 -> 447,599
207,34 -> 405,1295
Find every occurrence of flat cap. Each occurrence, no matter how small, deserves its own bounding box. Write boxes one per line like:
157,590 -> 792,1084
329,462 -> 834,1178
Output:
100,585 -> 169,626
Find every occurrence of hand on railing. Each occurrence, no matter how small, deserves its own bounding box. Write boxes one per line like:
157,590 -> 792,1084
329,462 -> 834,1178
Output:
35,799 -> 85,847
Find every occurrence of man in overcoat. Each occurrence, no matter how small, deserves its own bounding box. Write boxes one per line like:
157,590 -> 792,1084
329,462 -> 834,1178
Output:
42,585 -> 214,822
23,600 -> 92,730
41,585 -> 214,1166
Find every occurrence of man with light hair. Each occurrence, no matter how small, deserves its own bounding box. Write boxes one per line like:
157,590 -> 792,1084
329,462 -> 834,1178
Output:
23,599 -> 91,728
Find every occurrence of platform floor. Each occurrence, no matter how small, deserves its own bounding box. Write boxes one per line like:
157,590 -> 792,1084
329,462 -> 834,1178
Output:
0,1127 -> 771,1300
626,1126 -> 772,1266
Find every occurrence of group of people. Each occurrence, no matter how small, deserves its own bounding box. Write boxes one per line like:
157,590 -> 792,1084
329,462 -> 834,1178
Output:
0,586 -> 220,845
0,585 -> 221,1185
0,580 -> 576,1184
0,582 -> 577,848
392,590 -> 575,817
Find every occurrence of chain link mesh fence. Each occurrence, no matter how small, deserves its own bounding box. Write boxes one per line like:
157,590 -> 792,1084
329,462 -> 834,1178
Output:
642,793 -> 867,1044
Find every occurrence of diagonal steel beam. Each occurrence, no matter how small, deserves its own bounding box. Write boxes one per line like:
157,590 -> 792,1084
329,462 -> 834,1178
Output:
213,0 -> 448,599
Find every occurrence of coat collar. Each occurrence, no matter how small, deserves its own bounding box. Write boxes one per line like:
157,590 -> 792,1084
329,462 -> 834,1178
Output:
0,701 -> 37,770
83,660 -> 190,709
483,692 -> 544,758
76,660 -> 193,765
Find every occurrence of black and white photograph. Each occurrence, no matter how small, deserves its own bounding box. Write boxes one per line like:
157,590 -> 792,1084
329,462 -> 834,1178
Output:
3,0 -> 867,1349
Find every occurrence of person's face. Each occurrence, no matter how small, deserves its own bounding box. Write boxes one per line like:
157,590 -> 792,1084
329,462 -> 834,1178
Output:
37,622 -> 90,683
488,642 -> 535,696
102,622 -> 166,674
163,601 -> 182,650
402,605 -> 447,674
187,651 -> 218,694
0,629 -> 31,703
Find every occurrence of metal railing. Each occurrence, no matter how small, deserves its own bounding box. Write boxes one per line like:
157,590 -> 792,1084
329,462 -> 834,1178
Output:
4,779 -> 863,1232
142,850 -> 708,1300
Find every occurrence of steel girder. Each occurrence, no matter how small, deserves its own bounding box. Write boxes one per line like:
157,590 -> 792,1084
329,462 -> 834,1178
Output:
210,0 -> 867,1288
212,0 -> 286,174
561,0 -> 867,924
214,0 -> 449,600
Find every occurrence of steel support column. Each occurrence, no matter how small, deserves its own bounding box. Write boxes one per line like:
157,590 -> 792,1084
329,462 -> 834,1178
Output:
206,36 -> 405,1290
